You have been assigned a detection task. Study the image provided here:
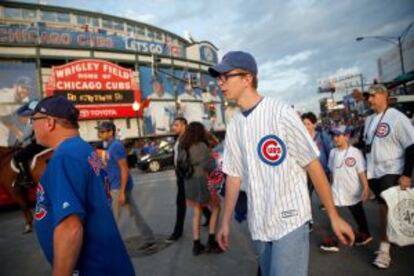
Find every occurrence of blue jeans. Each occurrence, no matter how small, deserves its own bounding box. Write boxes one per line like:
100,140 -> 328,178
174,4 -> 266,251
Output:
253,223 -> 310,276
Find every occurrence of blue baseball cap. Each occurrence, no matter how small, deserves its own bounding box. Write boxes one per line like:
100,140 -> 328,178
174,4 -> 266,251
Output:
95,121 -> 116,132
16,100 -> 39,116
32,95 -> 79,125
208,51 -> 258,77
330,125 -> 351,136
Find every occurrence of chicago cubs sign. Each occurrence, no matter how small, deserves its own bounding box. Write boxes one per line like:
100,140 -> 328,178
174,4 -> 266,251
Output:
257,135 -> 287,166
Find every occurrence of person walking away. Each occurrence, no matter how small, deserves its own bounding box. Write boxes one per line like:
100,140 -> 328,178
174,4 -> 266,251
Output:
363,84 -> 414,269
320,125 -> 372,252
211,51 -> 354,276
31,95 -> 134,275
97,121 -> 157,251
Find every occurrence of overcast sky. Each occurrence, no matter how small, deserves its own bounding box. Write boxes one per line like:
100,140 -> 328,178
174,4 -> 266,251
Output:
16,0 -> 414,112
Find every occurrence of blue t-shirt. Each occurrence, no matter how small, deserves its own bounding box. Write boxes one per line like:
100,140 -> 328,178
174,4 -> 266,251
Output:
106,139 -> 133,191
34,136 -> 135,276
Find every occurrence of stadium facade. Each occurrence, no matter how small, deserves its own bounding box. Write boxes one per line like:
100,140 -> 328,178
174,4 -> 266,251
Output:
0,1 -> 231,145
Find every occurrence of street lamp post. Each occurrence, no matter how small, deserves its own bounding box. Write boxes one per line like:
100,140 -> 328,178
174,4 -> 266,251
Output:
132,100 -> 141,138
356,21 -> 413,88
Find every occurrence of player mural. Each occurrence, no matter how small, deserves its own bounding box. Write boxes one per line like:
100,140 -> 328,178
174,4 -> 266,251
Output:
139,66 -> 176,135
200,74 -> 225,130
0,63 -> 39,146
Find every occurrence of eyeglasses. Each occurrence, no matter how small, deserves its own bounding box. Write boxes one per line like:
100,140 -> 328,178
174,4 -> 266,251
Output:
216,72 -> 248,82
29,116 -> 48,124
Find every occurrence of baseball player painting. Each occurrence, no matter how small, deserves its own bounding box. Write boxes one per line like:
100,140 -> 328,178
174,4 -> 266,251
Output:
363,84 -> 414,269
210,51 -> 354,276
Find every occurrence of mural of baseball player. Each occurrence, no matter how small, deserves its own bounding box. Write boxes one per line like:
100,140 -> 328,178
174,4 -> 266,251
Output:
145,75 -> 176,134
0,63 -> 37,146
202,80 -> 225,130
177,80 -> 205,124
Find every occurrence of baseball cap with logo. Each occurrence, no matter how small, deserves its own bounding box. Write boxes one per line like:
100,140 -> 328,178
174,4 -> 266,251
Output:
32,95 -> 79,126
208,51 -> 258,77
330,125 -> 351,136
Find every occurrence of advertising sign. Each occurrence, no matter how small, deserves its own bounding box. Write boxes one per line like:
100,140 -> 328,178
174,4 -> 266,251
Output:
0,26 -> 185,58
45,59 -> 141,120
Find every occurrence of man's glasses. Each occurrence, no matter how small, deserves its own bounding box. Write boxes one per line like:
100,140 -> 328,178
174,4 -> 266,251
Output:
217,72 -> 248,82
29,116 -> 48,124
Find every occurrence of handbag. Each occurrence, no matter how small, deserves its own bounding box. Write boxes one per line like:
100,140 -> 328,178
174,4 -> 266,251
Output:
381,186 -> 414,246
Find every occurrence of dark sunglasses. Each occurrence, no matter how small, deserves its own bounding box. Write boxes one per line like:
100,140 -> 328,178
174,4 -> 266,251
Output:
29,116 -> 49,124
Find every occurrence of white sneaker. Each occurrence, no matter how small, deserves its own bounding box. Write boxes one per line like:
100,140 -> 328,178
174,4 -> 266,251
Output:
373,250 -> 391,269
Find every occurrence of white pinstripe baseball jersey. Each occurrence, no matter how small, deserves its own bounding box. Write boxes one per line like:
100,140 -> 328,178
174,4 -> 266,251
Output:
363,107 -> 414,179
328,146 -> 366,206
222,97 -> 319,241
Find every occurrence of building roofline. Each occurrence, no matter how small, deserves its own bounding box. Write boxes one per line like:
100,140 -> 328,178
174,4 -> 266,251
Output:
1,1 -> 193,46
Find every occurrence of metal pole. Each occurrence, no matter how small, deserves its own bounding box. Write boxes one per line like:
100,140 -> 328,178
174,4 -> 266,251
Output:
397,37 -> 405,75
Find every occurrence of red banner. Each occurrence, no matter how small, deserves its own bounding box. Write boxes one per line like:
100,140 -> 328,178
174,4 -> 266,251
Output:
45,59 -> 142,119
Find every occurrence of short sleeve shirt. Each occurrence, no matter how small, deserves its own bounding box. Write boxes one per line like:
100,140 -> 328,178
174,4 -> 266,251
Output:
222,97 -> 319,241
106,139 -> 133,191
35,136 -> 135,275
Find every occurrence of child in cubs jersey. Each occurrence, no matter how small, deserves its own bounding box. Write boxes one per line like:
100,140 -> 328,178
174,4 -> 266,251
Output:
320,125 -> 372,252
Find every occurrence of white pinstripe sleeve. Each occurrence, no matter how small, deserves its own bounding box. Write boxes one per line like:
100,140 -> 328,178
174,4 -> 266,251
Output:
222,120 -> 243,177
396,114 -> 414,149
354,148 -> 366,173
282,106 -> 320,167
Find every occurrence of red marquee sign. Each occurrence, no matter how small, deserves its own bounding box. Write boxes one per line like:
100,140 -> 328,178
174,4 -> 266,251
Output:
45,59 -> 142,120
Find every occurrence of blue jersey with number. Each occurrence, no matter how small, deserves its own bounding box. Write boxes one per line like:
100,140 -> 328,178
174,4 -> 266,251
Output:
34,136 -> 135,276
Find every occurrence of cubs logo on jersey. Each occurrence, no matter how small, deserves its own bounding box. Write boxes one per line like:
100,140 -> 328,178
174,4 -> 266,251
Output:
257,134 -> 287,166
376,122 -> 390,138
345,157 -> 356,167
35,183 -> 47,221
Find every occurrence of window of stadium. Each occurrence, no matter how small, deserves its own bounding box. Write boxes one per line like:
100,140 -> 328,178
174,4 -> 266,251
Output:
77,15 -> 87,25
4,8 -> 21,19
113,21 -> 124,31
22,9 -> 37,20
102,19 -> 113,29
56,12 -> 70,23
40,11 -> 56,22
90,17 -> 99,27
136,26 -> 145,36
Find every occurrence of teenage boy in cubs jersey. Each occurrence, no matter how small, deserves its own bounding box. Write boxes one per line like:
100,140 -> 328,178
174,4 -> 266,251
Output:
211,51 -> 354,276
320,125 -> 372,252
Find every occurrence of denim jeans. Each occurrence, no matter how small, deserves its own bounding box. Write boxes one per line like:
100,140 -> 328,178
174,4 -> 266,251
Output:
253,222 -> 310,276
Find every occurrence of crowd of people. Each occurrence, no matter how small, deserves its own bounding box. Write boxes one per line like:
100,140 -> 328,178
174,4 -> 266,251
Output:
6,49 -> 413,276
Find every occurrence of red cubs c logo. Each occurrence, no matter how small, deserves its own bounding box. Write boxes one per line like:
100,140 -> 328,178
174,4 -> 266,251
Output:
258,135 -> 287,166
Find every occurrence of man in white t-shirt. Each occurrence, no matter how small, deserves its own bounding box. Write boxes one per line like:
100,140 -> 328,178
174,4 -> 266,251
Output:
178,82 -> 205,123
363,84 -> 414,269
146,76 -> 175,134
320,125 -> 372,252
210,51 -> 354,276
0,76 -> 32,146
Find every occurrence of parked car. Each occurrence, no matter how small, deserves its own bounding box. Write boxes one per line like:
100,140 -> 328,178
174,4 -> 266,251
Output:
136,142 -> 174,172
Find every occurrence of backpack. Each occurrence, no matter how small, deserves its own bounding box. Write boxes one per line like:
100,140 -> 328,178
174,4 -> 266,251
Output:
176,145 -> 194,179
